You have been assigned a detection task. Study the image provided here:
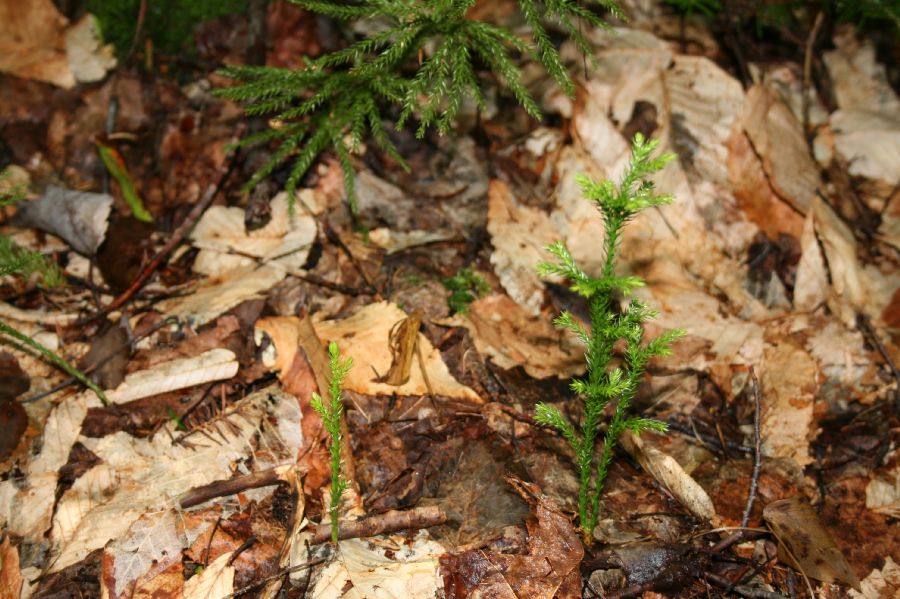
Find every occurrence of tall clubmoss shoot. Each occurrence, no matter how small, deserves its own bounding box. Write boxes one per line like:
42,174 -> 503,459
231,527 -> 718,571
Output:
534,133 -> 684,542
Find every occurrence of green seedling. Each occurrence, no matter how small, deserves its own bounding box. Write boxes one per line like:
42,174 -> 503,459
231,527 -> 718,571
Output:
534,133 -> 684,542
311,341 -> 354,543
443,267 -> 489,314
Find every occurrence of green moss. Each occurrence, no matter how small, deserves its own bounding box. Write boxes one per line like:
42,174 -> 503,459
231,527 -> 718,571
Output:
89,0 -> 248,58
443,267 -> 489,315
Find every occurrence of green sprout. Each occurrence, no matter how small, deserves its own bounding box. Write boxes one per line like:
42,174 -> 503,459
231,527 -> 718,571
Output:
311,341 -> 354,543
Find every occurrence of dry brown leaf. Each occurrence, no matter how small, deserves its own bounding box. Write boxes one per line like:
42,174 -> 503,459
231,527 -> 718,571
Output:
759,342 -> 816,466
764,496 -> 860,589
373,309 -> 423,386
740,84 -> 822,215
314,302 -> 481,402
0,536 -> 22,599
441,478 -> 583,599
620,432 -> 719,525
487,179 -> 560,316
457,294 -> 584,380
0,0 -> 73,87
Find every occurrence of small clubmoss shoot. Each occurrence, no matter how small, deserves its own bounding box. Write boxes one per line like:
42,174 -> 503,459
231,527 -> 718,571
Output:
311,341 -> 353,544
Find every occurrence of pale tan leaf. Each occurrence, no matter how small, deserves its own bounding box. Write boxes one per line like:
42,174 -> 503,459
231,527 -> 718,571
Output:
101,510 -> 182,599
850,557 -> 900,599
105,349 -> 239,404
183,551 -> 235,599
312,533 -> 444,599
159,264 -> 286,327
313,302 -> 481,402
191,192 -> 317,278
740,84 -> 822,215
621,432 -> 719,525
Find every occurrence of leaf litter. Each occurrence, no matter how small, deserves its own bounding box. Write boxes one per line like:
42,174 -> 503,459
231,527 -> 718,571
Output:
0,3 -> 898,598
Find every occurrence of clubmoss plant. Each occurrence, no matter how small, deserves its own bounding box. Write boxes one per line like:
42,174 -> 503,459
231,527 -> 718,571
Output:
217,0 -> 624,212
311,341 -> 354,543
534,133 -> 684,542
443,266 -> 489,314
0,177 -> 107,404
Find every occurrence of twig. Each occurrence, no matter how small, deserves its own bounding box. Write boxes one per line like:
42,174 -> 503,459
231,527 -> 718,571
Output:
856,312 -> 900,409
77,129 -> 244,326
802,12 -> 825,134
180,467 -> 285,509
204,516 -> 222,566
224,557 -> 327,598
310,505 -> 446,545
742,367 -> 763,527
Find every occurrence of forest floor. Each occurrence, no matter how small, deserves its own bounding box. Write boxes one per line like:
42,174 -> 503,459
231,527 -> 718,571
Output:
1,1 -> 899,598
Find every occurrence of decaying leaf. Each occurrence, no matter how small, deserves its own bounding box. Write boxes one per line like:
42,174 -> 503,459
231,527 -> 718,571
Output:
759,341 -> 816,467
866,456 -> 900,518
740,84 -> 821,215
441,477 -> 583,599
764,496 -> 860,589
0,390 -> 101,543
159,264 -> 286,327
487,179 -> 559,316
47,386 -> 296,572
191,191 -> 317,278
100,510 -> 183,599
312,532 -> 445,599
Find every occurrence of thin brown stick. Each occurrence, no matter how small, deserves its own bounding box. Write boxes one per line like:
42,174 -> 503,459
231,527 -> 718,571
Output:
311,506 -> 447,545
180,467 -> 284,509
224,557 -> 327,598
742,367 -> 763,527
77,131 -> 244,326
802,12 -> 825,134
